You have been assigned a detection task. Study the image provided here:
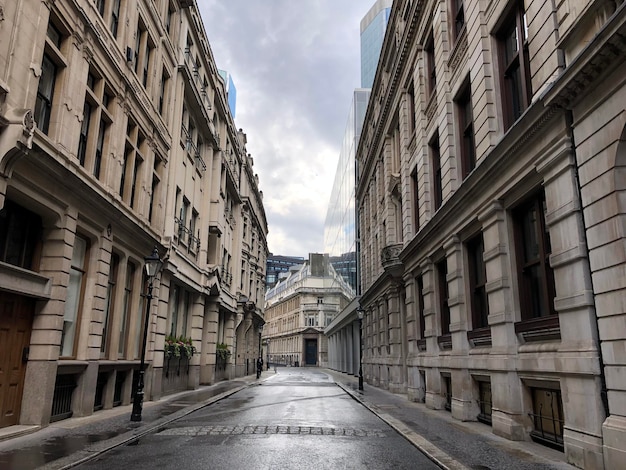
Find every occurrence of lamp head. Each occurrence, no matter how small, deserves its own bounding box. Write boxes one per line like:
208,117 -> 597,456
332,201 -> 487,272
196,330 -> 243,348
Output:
144,246 -> 163,279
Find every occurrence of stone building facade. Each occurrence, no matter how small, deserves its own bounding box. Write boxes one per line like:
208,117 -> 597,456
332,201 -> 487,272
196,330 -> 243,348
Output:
356,0 -> 626,468
264,254 -> 353,367
0,0 -> 267,431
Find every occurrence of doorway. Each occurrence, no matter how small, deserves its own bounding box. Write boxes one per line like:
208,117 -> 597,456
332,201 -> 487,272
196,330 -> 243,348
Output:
0,292 -> 35,427
305,339 -> 317,366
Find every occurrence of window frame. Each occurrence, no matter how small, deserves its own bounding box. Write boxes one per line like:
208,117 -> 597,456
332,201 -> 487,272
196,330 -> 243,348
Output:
467,233 -> 490,331
496,1 -> 532,131
512,191 -> 556,322
455,79 -> 476,178
61,234 -> 89,358
430,133 -> 442,210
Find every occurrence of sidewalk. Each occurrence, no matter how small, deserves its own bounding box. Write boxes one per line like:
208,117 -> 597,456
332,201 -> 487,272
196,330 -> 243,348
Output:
0,369 -> 577,470
0,376 -> 259,470
326,369 -> 576,470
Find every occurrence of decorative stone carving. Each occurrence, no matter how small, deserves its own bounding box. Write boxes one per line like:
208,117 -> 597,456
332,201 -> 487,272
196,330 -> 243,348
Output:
381,243 -> 404,279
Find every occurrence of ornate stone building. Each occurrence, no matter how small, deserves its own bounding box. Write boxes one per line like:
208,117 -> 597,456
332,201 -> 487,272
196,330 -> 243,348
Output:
264,254 -> 353,367
0,0 -> 267,431
356,0 -> 626,468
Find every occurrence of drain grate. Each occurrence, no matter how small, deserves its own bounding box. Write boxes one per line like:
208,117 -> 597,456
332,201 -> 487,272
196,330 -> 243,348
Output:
158,425 -> 387,437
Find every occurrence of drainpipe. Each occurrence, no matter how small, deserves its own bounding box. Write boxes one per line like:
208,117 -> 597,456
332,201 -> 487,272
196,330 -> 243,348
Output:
565,109 -> 610,419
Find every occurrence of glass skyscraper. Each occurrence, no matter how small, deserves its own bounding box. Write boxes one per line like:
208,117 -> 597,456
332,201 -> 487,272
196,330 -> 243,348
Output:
323,89 -> 370,293
360,0 -> 392,89
323,0 -> 391,294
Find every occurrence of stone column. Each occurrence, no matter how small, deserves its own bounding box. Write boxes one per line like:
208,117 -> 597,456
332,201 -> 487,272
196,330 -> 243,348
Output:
200,299 -> 219,385
478,201 -> 524,440
20,208 -> 76,425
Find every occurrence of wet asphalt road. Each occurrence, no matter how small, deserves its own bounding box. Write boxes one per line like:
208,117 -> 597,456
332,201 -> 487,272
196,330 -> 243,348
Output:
75,368 -> 440,470
0,380 -> 247,470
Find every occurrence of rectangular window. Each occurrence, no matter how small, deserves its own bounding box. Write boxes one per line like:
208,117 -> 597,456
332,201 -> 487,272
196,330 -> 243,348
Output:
35,54 -> 57,134
529,386 -> 564,451
437,259 -> 450,336
443,375 -> 452,411
451,0 -> 465,43
118,261 -> 135,358
101,253 -> 119,356
407,82 -> 416,135
169,285 -> 180,335
94,120 -> 106,178
477,380 -> 492,425
134,272 -> 147,359
425,32 -> 436,97
497,1 -> 531,131
0,200 -> 42,270
411,167 -> 420,232
513,191 -> 556,321
467,234 -> 489,330
416,275 -> 425,339
96,0 -> 105,16
61,235 -> 88,357
77,101 -> 92,166
148,155 -> 162,223
456,80 -> 475,178
430,133 -> 442,210
110,0 -> 121,38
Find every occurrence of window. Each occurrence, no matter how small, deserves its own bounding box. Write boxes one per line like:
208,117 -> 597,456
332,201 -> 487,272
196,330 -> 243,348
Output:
149,155 -> 163,223
467,234 -> 489,330
0,200 -> 42,270
437,259 -> 450,337
61,235 -> 89,357
529,386 -> 564,450
430,133 -> 442,210
134,18 -> 154,89
79,69 -> 113,178
513,191 -> 555,321
134,272 -> 147,359
477,379 -> 492,425
96,0 -> 105,16
158,68 -> 170,116
416,275 -> 426,341
411,167 -> 420,232
425,32 -> 436,97
110,0 -> 121,38
442,375 -> 452,411
456,80 -> 475,178
165,2 -> 174,34
169,285 -> 181,335
118,261 -> 135,358
450,0 -> 465,43
101,253 -> 119,356
120,120 -> 146,210
497,1 -> 531,131
407,81 -> 416,135
35,21 -> 66,135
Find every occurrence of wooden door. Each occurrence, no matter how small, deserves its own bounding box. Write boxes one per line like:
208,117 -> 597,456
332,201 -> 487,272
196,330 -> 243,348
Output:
0,292 -> 34,428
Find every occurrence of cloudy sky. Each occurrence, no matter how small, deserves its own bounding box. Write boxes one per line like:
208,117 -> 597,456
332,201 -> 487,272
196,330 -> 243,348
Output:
198,1 -> 371,257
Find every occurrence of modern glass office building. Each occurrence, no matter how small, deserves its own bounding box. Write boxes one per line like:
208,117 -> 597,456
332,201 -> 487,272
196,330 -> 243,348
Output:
360,0 -> 392,89
218,69 -> 237,119
323,0 -> 390,294
323,89 -> 370,294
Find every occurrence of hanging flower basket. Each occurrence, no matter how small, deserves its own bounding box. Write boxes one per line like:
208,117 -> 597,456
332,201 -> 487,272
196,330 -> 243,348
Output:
216,342 -> 231,361
165,335 -> 196,359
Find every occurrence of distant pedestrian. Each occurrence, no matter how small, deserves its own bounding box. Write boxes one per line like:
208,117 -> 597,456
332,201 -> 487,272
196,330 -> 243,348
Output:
256,356 -> 263,379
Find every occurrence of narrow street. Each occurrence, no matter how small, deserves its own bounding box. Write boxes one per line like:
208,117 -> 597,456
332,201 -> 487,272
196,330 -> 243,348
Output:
74,368 -> 440,470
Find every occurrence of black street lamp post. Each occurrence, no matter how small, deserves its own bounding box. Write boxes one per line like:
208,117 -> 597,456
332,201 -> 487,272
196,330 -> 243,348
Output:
266,338 -> 270,370
131,247 -> 162,422
357,307 -> 364,391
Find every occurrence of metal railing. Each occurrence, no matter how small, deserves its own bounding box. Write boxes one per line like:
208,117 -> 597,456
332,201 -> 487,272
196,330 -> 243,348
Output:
50,375 -> 77,422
